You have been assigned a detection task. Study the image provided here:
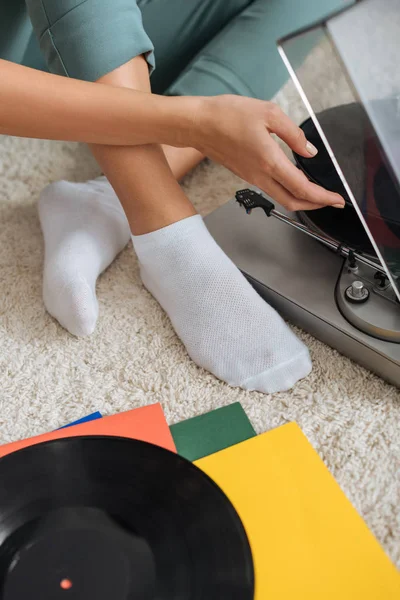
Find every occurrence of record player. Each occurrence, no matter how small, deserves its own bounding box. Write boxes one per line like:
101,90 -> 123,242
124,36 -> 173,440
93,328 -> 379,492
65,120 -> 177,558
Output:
205,0 -> 400,387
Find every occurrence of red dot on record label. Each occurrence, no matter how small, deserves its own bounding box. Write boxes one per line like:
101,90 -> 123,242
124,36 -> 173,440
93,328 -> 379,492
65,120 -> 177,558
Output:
60,579 -> 73,590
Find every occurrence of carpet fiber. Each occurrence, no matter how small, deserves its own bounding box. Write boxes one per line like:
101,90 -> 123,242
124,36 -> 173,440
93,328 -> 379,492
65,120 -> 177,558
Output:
1,69 -> 399,566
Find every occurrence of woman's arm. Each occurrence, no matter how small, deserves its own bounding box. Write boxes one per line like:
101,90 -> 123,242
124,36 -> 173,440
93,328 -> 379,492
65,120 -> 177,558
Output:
0,59 -> 344,208
0,59 -> 197,147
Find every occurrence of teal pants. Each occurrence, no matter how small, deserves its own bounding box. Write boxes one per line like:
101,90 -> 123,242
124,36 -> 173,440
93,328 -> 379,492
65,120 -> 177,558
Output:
21,0 -> 347,99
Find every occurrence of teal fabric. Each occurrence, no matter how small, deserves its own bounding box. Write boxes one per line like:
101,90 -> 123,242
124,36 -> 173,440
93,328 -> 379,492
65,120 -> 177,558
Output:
12,0 -> 353,99
138,0 -> 252,95
21,30 -> 47,72
0,1 -> 33,64
26,0 -> 155,81
167,0 -> 354,99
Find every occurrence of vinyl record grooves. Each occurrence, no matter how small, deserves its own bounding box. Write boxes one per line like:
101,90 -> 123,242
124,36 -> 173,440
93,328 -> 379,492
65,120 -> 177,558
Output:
0,437 -> 254,600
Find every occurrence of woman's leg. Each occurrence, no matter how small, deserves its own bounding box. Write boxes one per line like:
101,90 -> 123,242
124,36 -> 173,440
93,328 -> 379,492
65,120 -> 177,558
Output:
90,58 -> 197,235
138,0 -> 253,95
162,147 -> 205,182
29,0 -> 312,392
26,0 -> 210,335
41,52 -> 311,393
28,0 -> 252,335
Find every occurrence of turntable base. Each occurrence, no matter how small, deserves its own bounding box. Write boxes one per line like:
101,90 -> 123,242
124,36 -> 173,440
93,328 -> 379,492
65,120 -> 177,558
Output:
204,199 -> 400,388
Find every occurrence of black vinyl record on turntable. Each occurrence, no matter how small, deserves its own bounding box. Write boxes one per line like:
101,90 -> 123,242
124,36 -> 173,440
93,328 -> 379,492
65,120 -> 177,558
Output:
0,437 -> 254,600
293,102 -> 400,265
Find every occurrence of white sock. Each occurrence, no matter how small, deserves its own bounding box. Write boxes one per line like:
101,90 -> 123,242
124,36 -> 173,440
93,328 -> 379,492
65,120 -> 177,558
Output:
38,177 -> 130,336
132,215 -> 312,393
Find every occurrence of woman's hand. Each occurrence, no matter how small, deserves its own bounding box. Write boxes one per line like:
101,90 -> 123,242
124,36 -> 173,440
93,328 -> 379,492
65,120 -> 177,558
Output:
193,95 -> 345,211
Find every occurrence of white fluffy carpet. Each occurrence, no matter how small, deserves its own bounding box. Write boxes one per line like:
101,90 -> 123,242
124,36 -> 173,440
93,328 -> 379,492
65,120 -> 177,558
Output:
1,70 -> 400,566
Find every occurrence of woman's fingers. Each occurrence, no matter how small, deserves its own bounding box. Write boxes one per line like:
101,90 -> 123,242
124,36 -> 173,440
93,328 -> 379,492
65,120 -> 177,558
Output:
265,102 -> 318,158
261,177 -> 329,212
197,96 -> 345,210
265,141 -> 345,208
265,103 -> 344,207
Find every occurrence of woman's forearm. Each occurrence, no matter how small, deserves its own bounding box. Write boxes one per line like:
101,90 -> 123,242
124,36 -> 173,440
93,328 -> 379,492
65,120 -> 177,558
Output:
0,59 -> 199,147
0,60 -> 344,211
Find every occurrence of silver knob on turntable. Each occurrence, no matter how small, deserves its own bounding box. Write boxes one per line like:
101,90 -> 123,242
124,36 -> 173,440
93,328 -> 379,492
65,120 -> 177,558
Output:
345,280 -> 370,303
352,281 -> 365,298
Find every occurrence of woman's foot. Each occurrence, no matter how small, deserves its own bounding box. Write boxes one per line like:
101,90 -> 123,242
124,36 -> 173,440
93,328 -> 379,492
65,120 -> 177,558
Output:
132,215 -> 312,393
39,177 -> 130,336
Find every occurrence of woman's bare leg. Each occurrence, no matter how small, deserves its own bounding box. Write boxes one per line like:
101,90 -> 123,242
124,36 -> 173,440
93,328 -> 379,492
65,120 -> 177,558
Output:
162,146 -> 204,181
89,56 -> 199,235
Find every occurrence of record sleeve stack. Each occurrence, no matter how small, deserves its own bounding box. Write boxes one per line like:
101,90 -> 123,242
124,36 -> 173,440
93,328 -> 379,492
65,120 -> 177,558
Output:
0,402 -> 398,599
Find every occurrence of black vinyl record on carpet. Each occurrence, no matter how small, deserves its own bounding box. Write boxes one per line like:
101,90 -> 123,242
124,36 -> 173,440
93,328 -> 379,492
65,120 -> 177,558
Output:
0,437 -> 254,600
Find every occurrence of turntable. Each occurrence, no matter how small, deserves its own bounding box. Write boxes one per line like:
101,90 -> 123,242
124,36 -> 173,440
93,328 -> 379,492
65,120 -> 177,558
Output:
205,0 -> 400,387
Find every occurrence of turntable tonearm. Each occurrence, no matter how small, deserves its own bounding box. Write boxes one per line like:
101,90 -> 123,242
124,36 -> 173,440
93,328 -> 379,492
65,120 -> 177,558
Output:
204,0 -> 400,387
